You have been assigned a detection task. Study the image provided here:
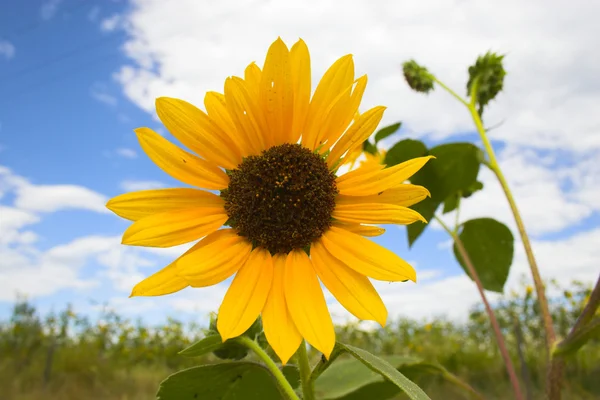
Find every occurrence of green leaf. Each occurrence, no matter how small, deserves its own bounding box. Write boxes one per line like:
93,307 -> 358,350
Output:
330,343 -> 431,400
282,365 -> 301,389
453,218 -> 514,293
384,139 -> 428,167
315,348 -> 483,400
407,143 -> 481,246
462,180 -> 484,199
442,192 -> 460,214
407,197 -> 439,247
426,143 -> 481,202
363,140 -> 378,155
374,122 -> 402,144
179,335 -> 223,358
156,362 -> 283,400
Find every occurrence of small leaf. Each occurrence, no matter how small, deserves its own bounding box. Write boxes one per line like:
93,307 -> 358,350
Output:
282,364 -> 301,389
453,218 -> 514,293
442,193 -> 460,214
179,335 -> 223,358
156,362 -> 282,400
462,180 -> 484,198
333,343 -> 431,400
407,197 -> 439,247
384,139 -> 428,167
362,140 -> 378,155
374,122 -> 402,144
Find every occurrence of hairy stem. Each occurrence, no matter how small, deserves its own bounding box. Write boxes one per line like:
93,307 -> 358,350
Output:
297,341 -> 315,400
435,215 -> 524,400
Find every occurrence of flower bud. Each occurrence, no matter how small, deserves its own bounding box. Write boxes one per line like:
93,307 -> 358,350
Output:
467,52 -> 506,114
402,60 -> 434,93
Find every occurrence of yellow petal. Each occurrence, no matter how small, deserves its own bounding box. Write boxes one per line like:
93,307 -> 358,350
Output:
260,38 -> 294,146
328,106 -> 386,168
333,203 -> 426,225
311,240 -> 387,326
303,54 -> 354,149
314,75 -> 368,151
321,226 -> 416,282
262,254 -> 302,365
284,249 -> 335,358
135,127 -> 229,190
107,188 -> 223,221
336,156 -> 434,196
176,229 -> 252,287
217,248 -> 274,341
290,39 -> 311,144
244,62 -> 262,95
336,185 -> 431,208
130,260 -> 190,297
156,97 -> 241,169
224,77 -> 268,155
204,91 -> 253,159
122,207 -> 227,248
332,221 -> 385,237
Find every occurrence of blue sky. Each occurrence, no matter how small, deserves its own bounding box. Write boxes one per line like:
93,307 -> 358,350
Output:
1,0 -> 599,326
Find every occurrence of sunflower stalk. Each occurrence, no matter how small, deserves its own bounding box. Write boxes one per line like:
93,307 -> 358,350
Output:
297,340 -> 316,400
434,215 -> 524,400
431,72 -> 559,394
235,336 -> 300,400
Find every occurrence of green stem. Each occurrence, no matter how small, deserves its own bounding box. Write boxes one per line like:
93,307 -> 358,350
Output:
297,340 -> 315,400
309,347 -> 342,384
552,274 -> 600,358
553,316 -> 600,357
434,215 -> 524,400
454,192 -> 462,233
468,90 -> 556,347
236,336 -> 300,400
432,76 -> 470,107
434,73 -> 556,356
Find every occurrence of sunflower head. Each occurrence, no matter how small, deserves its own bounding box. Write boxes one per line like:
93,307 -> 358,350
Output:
222,143 -> 338,254
107,37 -> 433,364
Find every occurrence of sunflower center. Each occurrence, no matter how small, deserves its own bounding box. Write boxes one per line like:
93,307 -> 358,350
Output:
221,143 -> 338,254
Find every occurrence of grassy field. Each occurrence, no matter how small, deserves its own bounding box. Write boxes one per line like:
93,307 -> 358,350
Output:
1,280 -> 598,400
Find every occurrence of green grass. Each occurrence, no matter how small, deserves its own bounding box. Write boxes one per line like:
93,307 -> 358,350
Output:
1,280 -> 598,400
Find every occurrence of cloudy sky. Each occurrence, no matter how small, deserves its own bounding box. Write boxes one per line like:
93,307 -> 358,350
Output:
1,0 -> 599,326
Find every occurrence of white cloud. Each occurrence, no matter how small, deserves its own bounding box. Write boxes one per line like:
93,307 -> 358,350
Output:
0,40 -> 15,60
115,147 -> 138,159
16,184 -> 109,214
114,0 -> 600,153
91,86 -> 118,106
120,179 -> 166,191
40,0 -> 63,20
0,166 -> 109,214
435,146 -> 596,236
101,14 -> 123,32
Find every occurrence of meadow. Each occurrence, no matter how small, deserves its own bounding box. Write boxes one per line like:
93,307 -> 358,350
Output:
2,280 -> 597,400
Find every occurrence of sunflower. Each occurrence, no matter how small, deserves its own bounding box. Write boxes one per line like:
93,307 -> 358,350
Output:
107,37 -> 432,364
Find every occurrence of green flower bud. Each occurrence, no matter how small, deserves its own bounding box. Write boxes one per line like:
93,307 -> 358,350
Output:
467,52 -> 506,114
402,60 -> 434,94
